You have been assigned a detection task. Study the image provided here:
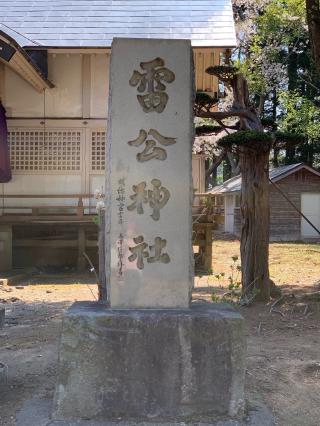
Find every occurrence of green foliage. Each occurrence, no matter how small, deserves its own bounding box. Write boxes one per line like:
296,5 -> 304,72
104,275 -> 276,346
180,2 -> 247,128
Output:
274,131 -> 307,146
195,92 -> 216,103
211,292 -> 220,303
278,91 -> 320,167
195,124 -> 221,135
240,0 -> 308,97
194,92 -> 218,114
279,92 -> 320,140
209,256 -> 242,304
256,0 -> 306,45
218,130 -> 273,147
205,65 -> 238,82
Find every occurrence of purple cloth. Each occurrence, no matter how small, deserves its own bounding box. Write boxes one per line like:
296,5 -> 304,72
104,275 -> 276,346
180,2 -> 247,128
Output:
0,102 -> 11,182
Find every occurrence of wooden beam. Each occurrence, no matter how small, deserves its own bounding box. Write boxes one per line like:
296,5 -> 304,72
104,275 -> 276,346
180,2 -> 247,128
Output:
13,239 -> 97,248
1,194 -> 94,199
82,54 -> 91,119
0,215 -> 96,224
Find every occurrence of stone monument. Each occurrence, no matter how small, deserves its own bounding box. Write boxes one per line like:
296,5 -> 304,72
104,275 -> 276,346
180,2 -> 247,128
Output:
53,38 -> 246,423
105,38 -> 194,308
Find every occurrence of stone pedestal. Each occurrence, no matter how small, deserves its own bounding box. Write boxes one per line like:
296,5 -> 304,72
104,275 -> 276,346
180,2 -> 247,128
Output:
53,302 -> 245,423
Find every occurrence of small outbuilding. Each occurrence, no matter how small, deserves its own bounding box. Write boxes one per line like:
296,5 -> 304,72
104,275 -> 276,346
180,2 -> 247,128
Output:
209,163 -> 320,241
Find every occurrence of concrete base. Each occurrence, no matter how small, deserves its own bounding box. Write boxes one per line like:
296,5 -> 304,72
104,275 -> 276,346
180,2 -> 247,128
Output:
53,302 -> 246,423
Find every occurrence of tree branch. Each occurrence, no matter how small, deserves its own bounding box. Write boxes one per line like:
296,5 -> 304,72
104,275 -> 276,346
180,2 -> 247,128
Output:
197,110 -> 251,120
205,150 -> 226,180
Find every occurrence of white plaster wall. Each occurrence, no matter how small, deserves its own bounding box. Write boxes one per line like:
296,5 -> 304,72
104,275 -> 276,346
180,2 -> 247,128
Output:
90,174 -> 105,194
3,174 -> 81,196
3,52 -> 109,119
45,54 -> 83,118
90,53 -> 109,118
4,67 -> 44,117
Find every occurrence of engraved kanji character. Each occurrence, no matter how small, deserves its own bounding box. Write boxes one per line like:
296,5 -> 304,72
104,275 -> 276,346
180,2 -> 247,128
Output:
116,179 -> 126,224
148,179 -> 170,221
129,57 -> 175,113
127,181 -> 148,214
147,237 -> 170,264
128,235 -> 149,270
128,128 -> 176,162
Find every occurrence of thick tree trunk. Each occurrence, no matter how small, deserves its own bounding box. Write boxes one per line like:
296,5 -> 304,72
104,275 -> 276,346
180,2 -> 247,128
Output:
239,145 -> 271,302
306,0 -> 320,75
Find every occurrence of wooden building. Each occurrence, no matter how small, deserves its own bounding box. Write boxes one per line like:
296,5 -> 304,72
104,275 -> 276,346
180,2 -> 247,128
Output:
0,0 -> 236,272
209,163 -> 320,241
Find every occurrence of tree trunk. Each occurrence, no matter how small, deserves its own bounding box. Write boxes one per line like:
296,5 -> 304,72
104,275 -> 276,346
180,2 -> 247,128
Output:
239,145 -> 271,302
227,151 -> 240,176
205,151 -> 226,188
272,146 -> 280,167
306,0 -> 320,75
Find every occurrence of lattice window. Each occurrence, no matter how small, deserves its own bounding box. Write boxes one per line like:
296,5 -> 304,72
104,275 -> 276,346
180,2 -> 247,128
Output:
91,131 -> 106,171
8,130 -> 82,172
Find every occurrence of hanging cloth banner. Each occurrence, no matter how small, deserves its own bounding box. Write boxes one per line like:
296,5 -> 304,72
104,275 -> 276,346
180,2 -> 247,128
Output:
0,101 -> 11,183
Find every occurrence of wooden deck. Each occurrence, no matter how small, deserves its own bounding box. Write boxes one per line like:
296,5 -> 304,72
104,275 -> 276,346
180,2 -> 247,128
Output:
0,194 -> 96,224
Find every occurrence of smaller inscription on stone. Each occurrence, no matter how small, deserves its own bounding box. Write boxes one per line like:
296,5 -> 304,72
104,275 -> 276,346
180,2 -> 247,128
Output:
117,233 -> 124,279
116,178 -> 126,225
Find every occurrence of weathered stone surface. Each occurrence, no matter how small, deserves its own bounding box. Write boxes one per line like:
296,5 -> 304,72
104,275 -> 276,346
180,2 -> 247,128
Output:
0,307 -> 4,329
53,302 -> 245,422
105,38 -> 194,309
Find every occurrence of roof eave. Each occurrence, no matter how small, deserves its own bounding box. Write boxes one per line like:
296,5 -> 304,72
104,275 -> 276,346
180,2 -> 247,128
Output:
0,30 -> 54,92
272,163 -> 320,182
209,163 -> 320,195
21,42 -> 237,50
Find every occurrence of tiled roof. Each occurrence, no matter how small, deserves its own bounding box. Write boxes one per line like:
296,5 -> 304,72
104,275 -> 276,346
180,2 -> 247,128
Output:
209,163 -> 319,194
0,0 -> 236,48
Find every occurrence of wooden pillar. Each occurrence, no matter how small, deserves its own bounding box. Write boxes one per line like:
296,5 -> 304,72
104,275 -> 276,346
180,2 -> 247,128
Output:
204,224 -> 213,270
0,225 -> 12,272
77,227 -> 86,272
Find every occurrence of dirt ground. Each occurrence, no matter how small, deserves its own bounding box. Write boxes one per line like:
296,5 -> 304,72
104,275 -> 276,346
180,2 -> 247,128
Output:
0,237 -> 320,426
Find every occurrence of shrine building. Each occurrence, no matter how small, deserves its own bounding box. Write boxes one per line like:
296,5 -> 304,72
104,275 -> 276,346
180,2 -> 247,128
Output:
0,0 -> 236,271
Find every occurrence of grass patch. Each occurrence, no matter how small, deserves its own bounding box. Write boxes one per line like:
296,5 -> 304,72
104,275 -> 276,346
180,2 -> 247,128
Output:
208,238 -> 320,289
